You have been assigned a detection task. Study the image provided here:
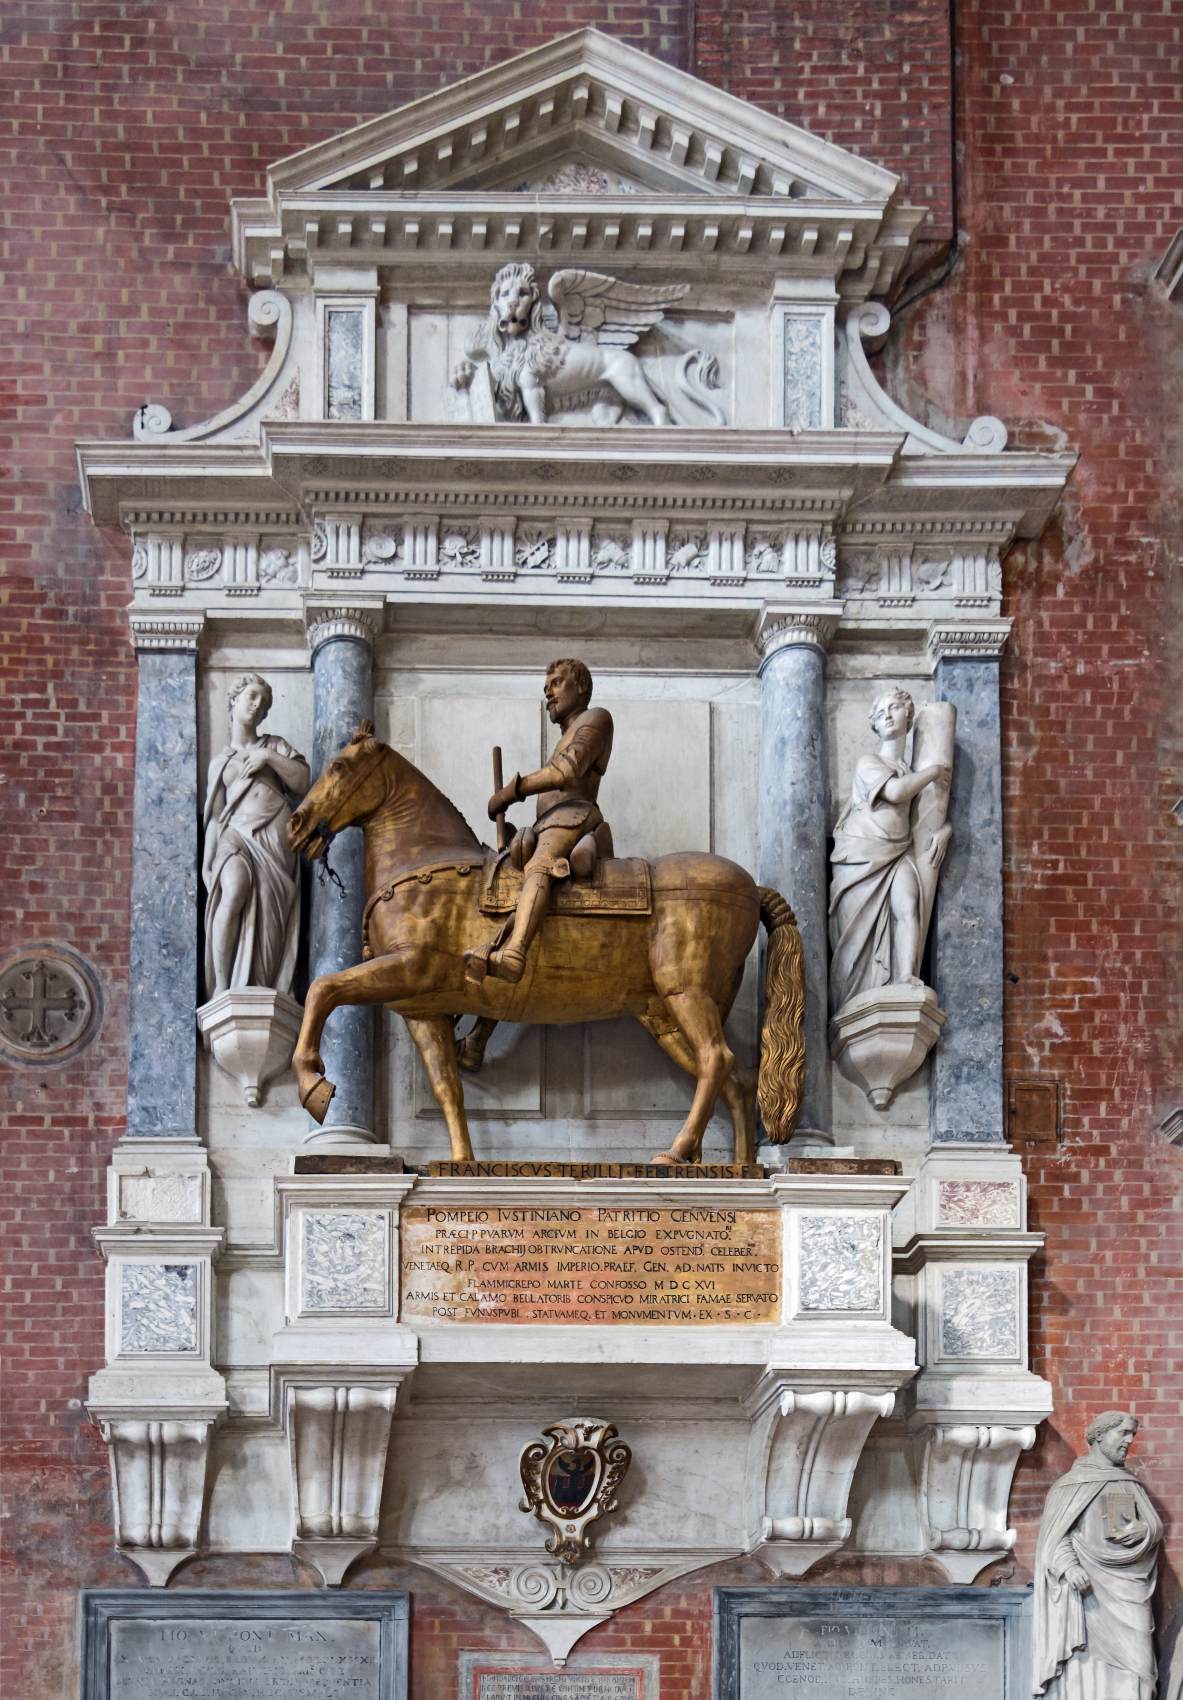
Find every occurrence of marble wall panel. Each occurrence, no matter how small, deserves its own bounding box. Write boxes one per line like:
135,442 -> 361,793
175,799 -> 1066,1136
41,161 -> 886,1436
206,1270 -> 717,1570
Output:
118,1262 -> 199,1355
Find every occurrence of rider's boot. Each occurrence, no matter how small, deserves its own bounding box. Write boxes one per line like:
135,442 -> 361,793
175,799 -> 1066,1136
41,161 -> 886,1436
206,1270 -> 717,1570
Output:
486,871 -> 552,984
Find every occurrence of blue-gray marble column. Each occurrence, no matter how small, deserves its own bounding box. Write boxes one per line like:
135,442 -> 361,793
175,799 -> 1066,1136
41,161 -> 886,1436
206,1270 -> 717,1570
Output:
307,607 -> 380,1143
928,627 -> 1009,1144
127,620 -> 203,1138
756,605 -> 840,1140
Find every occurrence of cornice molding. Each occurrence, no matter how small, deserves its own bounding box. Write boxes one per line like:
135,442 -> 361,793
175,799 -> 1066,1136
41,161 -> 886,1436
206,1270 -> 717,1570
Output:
926,619 -> 1013,664
127,611 -> 206,653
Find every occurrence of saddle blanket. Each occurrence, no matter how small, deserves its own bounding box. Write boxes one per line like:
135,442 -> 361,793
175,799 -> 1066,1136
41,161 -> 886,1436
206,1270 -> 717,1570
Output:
480,852 -> 652,918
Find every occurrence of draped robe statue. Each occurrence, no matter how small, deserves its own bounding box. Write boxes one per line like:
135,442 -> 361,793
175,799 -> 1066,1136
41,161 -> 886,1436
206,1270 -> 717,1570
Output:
202,673 -> 309,999
828,687 -> 953,1012
1033,1412 -> 1162,1700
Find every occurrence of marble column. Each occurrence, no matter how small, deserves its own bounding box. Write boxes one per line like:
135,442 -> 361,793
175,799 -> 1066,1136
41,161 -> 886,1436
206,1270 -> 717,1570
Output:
927,622 -> 1011,1144
126,613 -> 205,1138
306,604 -> 383,1145
755,604 -> 842,1140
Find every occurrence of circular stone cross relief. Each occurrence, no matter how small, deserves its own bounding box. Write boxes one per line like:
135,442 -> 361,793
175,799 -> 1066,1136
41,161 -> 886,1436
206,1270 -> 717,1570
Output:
0,948 -> 99,1063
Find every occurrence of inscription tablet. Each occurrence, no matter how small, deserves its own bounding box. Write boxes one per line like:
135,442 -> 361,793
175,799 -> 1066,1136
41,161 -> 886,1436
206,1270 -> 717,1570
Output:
714,1586 -> 1032,1700
82,1591 -> 408,1700
742,1614 -> 1001,1697
401,1204 -> 781,1324
461,1652 -> 658,1700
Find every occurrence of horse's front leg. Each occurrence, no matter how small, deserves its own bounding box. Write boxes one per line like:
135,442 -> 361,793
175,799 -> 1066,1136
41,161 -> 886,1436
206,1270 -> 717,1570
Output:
294,953 -> 417,1123
405,1016 -> 474,1162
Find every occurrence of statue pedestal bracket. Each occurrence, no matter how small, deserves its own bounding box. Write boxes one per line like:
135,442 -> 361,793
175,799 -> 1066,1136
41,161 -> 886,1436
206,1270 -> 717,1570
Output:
197,987 -> 302,1108
830,984 -> 946,1108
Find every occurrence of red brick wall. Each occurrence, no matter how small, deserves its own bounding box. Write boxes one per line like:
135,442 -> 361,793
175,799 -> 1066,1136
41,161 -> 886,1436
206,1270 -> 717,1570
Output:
888,0 -> 1183,1597
1,2 -> 1177,1694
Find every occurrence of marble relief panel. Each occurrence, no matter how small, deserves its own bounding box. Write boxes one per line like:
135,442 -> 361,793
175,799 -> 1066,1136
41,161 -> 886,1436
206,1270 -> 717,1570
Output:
783,315 -> 824,430
119,1262 -> 199,1354
300,1210 -> 389,1313
798,1212 -> 883,1312
326,309 -> 364,420
939,1267 -> 1020,1360
117,1173 -> 204,1223
936,1179 -> 1019,1228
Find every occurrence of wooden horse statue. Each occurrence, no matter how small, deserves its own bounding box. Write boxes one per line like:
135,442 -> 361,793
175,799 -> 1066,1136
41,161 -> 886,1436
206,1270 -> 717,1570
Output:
287,723 -> 805,1165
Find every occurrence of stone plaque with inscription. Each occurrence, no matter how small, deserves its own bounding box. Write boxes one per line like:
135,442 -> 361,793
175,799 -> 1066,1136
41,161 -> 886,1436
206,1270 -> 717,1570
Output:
460,1652 -> 659,1700
401,1204 -> 781,1324
714,1587 -> 1033,1700
81,1590 -> 408,1700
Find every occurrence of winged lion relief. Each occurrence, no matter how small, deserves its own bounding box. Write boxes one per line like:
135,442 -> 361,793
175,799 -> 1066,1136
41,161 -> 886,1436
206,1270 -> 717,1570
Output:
452,263 -> 727,427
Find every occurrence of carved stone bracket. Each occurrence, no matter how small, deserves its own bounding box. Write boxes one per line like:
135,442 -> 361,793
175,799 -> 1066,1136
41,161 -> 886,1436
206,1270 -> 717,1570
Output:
410,1551 -> 732,1668
842,303 -> 1008,454
197,987 -> 302,1107
750,1386 -> 896,1576
285,1382 -> 400,1585
88,1143 -> 226,1584
97,1414 -> 221,1586
911,1420 -> 1037,1583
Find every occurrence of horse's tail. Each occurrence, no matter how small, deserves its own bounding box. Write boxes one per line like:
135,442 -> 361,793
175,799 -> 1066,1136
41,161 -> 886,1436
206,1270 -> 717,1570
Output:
756,887 -> 805,1142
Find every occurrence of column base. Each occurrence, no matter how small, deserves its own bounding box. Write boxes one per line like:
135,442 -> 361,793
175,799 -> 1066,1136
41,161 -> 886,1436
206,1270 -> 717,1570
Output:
302,1123 -> 382,1149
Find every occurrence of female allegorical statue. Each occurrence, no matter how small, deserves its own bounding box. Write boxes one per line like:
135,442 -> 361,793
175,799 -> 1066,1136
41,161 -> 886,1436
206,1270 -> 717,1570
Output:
1033,1411 -> 1162,1699
828,686 -> 953,1012
202,673 -> 310,999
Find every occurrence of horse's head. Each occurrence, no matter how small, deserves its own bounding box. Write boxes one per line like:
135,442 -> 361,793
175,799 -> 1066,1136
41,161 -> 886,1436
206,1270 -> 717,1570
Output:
288,722 -> 390,860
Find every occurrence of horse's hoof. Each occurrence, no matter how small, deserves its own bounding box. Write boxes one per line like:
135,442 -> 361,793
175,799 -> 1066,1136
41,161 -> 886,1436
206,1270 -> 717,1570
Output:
651,1150 -> 680,1167
301,1077 -> 336,1123
456,1039 -> 484,1074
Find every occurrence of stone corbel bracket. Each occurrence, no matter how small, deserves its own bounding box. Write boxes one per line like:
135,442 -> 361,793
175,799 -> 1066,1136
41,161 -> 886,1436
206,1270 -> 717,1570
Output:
841,302 -> 1008,454
895,1143 -> 1053,1581
910,1419 -> 1037,1583
88,1140 -> 227,1585
132,290 -> 296,444
406,1550 -> 736,1668
271,1171 -> 420,1583
746,1383 -> 897,1576
281,1378 -> 403,1586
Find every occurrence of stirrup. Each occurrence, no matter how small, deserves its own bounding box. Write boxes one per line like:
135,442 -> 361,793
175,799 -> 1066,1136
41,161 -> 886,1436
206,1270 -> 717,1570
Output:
485,946 -> 527,984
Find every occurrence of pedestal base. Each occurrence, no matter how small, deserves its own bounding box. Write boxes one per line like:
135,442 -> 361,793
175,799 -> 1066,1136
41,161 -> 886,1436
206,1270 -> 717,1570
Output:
197,988 -> 302,1107
830,984 -> 946,1108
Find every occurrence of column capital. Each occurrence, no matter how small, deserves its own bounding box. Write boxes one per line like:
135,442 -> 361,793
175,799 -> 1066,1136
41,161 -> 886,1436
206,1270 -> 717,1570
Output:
755,601 -> 843,664
304,598 -> 385,659
926,619 -> 1012,666
128,610 -> 205,653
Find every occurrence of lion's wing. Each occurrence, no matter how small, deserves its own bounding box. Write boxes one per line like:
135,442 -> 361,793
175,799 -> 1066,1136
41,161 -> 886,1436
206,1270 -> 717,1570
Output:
548,269 -> 690,349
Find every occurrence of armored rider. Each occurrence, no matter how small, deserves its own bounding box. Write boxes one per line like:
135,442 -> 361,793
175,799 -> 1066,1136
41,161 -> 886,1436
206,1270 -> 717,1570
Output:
482,658 -> 614,984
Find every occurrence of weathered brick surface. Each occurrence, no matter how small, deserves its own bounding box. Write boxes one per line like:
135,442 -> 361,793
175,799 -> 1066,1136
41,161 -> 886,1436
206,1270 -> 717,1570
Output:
0,1 -> 1177,1694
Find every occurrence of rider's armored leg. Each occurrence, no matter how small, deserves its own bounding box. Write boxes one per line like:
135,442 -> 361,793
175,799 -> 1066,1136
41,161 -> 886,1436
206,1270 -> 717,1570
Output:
486,869 -> 553,984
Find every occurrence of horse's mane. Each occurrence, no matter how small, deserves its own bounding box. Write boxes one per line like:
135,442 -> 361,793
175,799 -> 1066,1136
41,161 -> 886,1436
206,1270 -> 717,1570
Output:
357,732 -> 482,851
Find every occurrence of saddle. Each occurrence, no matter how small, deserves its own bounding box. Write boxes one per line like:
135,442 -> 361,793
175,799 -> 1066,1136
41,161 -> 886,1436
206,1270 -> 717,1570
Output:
479,849 -> 652,918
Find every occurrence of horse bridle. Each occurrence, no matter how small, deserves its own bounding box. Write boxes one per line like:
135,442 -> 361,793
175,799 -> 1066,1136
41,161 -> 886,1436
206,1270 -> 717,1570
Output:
308,743 -> 391,851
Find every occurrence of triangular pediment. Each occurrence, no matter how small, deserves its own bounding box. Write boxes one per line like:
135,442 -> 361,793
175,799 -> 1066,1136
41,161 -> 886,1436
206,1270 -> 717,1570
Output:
261,29 -> 899,205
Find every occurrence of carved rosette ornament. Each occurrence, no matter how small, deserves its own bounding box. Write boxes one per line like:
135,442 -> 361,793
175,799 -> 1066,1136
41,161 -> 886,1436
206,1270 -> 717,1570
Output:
519,1419 -> 631,1564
